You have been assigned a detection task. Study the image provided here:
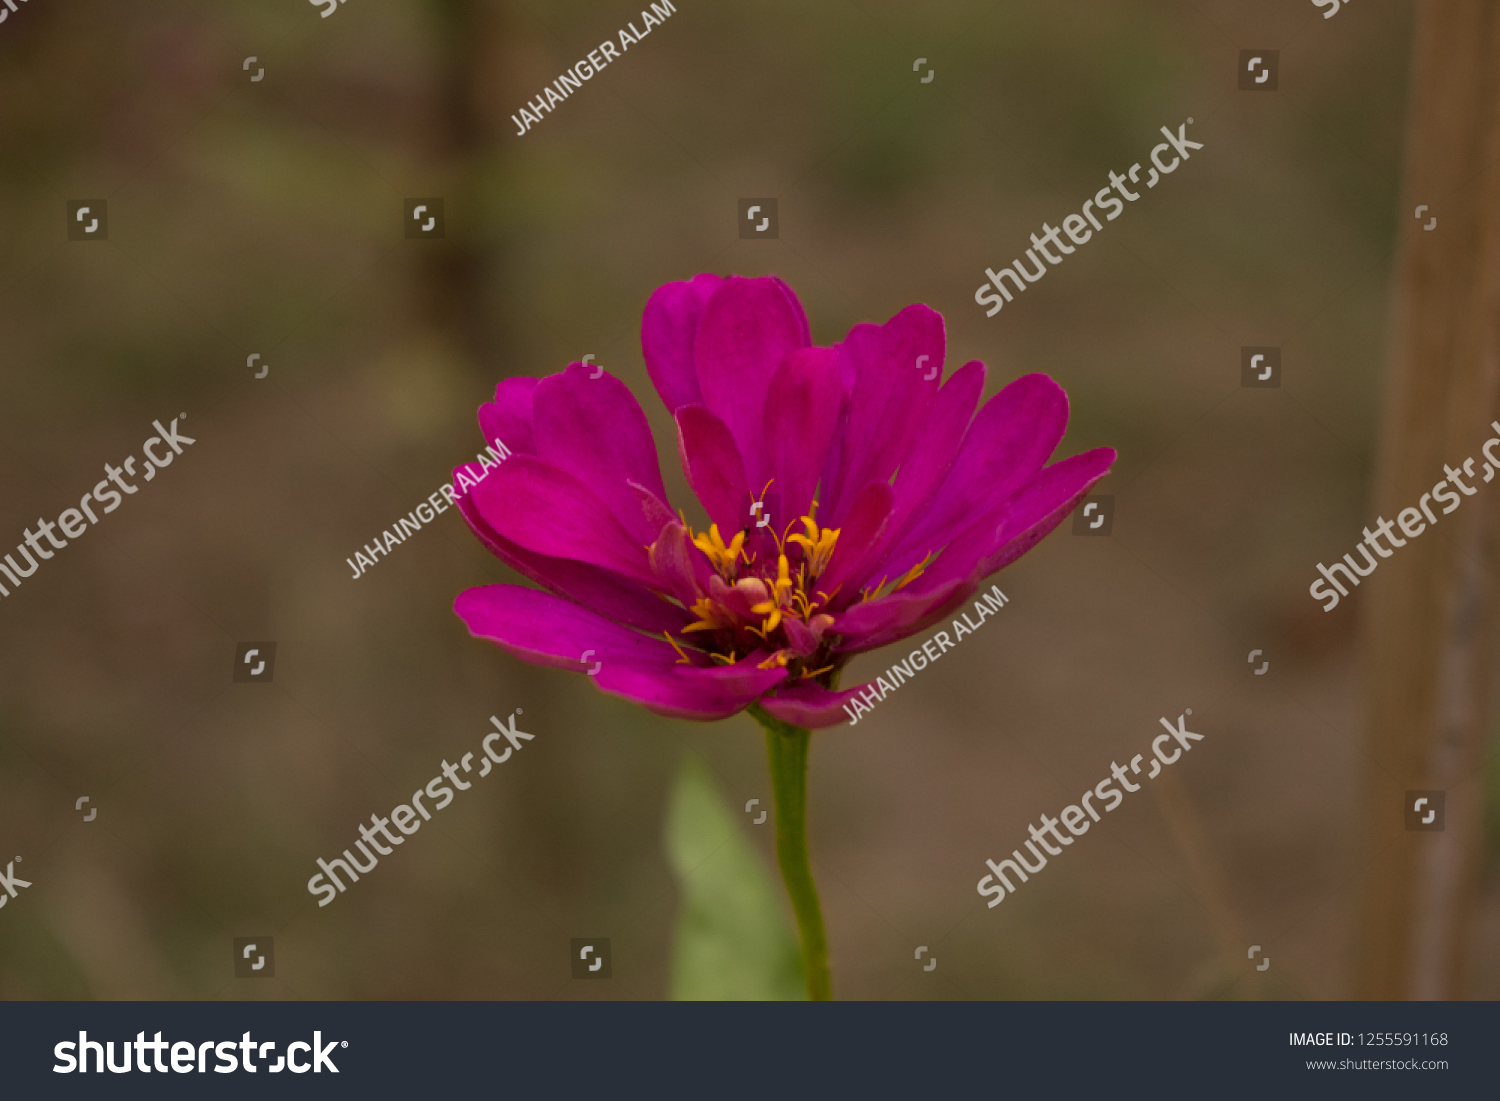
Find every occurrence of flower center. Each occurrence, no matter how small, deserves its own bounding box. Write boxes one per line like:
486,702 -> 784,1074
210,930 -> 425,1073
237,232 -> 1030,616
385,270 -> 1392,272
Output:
669,512 -> 842,676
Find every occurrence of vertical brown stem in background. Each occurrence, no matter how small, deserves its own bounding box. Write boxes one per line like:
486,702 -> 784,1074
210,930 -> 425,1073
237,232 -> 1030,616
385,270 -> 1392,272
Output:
424,0 -> 501,370
425,2 -> 581,901
1357,1 -> 1500,999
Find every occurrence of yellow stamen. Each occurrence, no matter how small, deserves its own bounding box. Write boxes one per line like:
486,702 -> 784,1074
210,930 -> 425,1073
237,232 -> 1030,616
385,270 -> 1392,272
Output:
663,631 -> 695,665
683,597 -> 731,633
789,515 -> 840,577
894,551 -> 935,591
690,523 -> 746,576
750,600 -> 782,633
746,554 -> 794,635
773,554 -> 792,602
670,496 -> 847,682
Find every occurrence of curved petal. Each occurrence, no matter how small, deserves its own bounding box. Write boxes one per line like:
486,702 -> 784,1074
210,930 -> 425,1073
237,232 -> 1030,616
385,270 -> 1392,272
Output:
852,360 -> 984,584
764,346 -> 842,524
478,376 -> 540,458
630,480 -> 678,535
458,493 -> 688,633
592,658 -> 789,722
892,512 -> 998,598
881,361 -> 984,546
675,404 -> 750,535
828,577 -> 971,654
899,446 -> 1118,596
821,304 -> 944,524
694,276 -> 811,490
883,372 -> 1070,573
759,680 -> 874,729
817,480 -> 896,606
531,362 -> 671,545
979,447 -> 1117,575
770,276 -> 813,347
469,455 -> 656,585
642,273 -> 722,413
455,584 -> 679,671
648,521 -> 712,607
782,615 -> 820,656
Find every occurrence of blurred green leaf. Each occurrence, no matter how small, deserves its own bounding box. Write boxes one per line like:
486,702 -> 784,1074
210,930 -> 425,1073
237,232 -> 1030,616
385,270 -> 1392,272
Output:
665,754 -> 804,1001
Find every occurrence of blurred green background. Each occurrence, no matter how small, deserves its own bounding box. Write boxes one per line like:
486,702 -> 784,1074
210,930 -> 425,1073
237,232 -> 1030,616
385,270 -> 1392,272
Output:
2,0 -> 1486,999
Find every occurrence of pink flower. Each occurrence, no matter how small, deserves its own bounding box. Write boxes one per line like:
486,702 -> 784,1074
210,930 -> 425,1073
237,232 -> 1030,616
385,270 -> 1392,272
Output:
454,274 -> 1115,728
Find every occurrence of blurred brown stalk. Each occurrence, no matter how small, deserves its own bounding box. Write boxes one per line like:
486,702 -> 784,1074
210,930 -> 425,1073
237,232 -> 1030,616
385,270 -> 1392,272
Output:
1357,0 -> 1500,999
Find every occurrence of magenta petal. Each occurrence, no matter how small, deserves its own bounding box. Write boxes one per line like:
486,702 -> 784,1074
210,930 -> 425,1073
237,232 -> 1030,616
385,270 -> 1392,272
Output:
854,361 -> 985,583
642,273 -> 722,414
532,362 -> 671,545
764,346 -> 842,524
822,304 -> 944,523
694,276 -> 811,490
782,615 -> 819,656
711,574 -> 760,621
457,493 -> 687,633
470,455 -> 656,585
884,372 -> 1070,572
687,654 -> 792,696
478,376 -> 539,457
676,404 -> 750,535
630,481 -> 678,536
648,521 -> 704,605
980,447 -> 1117,575
830,578 -> 971,653
455,584 -> 679,671
759,681 -> 873,729
901,446 -> 1117,596
895,511 -> 997,596
882,361 -> 984,543
818,480 -> 896,605
770,276 -> 813,347
592,659 -> 789,721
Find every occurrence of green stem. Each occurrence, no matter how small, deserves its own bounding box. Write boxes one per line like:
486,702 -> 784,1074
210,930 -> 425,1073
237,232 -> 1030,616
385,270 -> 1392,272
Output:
749,703 -> 832,1001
